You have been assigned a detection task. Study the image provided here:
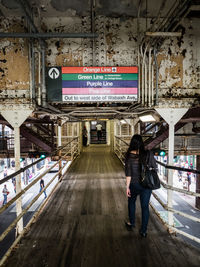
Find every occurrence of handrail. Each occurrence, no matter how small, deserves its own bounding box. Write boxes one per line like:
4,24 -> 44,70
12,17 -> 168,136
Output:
115,136 -> 130,146
52,137 -> 78,154
115,135 -> 200,174
0,157 -> 43,185
0,137 -> 79,186
157,160 -> 200,174
160,180 -> 200,197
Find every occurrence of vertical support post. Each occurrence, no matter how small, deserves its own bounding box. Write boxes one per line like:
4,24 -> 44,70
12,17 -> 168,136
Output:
151,63 -> 154,106
0,106 -> 34,237
80,122 -> 83,151
167,122 -> 175,227
77,122 -> 81,154
109,120 -> 113,151
144,62 -> 147,105
14,127 -> 23,235
51,122 -> 54,148
156,107 -> 188,231
113,120 -> 117,153
91,0 -> 96,66
154,48 -> 158,105
58,124 -> 62,147
135,121 -> 140,134
41,46 -> 46,107
58,122 -> 62,180
148,48 -> 152,107
141,61 -> 144,105
30,42 -> 35,100
119,121 -> 122,157
71,123 -> 74,159
106,121 -> 110,146
131,121 -> 135,136
137,47 -> 140,102
37,47 -> 42,106
131,118 -> 139,136
196,155 -> 200,209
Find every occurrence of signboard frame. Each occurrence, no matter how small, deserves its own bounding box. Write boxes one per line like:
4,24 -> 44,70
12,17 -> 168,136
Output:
46,66 -> 138,103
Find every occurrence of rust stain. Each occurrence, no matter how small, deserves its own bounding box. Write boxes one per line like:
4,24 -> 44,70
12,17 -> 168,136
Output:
0,42 -> 30,90
0,20 -> 30,90
106,33 -> 118,60
55,49 -> 83,66
167,54 -> 183,88
157,53 -> 183,88
107,49 -> 116,60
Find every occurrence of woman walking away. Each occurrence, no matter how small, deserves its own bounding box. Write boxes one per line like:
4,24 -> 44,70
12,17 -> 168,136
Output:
125,134 -> 157,237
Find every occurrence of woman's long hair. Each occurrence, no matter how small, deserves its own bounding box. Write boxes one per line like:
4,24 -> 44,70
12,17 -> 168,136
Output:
125,134 -> 146,163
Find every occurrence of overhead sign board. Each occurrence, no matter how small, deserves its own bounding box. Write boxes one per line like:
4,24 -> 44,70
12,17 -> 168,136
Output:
46,66 -> 138,102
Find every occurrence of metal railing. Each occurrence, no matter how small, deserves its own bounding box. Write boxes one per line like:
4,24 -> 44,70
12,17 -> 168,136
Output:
0,137 -> 80,266
114,136 -> 200,244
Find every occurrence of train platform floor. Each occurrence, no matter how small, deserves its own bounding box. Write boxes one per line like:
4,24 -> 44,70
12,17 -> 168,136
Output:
4,145 -> 200,267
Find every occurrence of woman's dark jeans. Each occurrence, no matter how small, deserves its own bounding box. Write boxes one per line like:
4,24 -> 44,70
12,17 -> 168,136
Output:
128,182 -> 152,234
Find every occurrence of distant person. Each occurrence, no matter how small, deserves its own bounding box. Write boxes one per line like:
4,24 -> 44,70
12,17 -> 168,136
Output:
2,184 -> 9,206
12,177 -> 16,193
125,134 -> 157,237
96,123 -> 102,141
83,126 -> 88,146
11,160 -> 15,168
178,168 -> 182,182
40,179 -> 47,198
187,171 -> 192,191
3,166 -> 8,178
184,161 -> 189,169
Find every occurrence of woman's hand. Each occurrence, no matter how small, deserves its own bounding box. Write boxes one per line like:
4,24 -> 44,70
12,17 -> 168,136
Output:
126,188 -> 131,197
126,176 -> 131,197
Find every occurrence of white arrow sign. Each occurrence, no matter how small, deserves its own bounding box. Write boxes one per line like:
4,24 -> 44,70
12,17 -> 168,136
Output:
48,68 -> 60,79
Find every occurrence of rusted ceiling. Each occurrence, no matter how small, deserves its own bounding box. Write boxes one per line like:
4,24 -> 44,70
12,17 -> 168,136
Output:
0,0 -> 200,18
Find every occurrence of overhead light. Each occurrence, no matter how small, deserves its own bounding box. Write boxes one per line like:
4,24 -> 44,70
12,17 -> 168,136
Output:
120,119 -> 126,124
139,114 -> 156,122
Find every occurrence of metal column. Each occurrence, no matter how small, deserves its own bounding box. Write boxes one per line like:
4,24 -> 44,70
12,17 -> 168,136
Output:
58,122 -> 62,180
0,105 -> 33,235
196,155 -> 200,209
156,108 -> 188,228
14,126 -> 23,233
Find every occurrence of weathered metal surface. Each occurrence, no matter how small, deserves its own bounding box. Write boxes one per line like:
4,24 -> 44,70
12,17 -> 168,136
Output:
0,2 -> 199,108
0,18 -> 30,91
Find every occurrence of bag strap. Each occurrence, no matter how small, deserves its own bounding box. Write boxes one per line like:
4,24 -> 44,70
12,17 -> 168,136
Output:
146,150 -> 150,167
146,150 -> 156,170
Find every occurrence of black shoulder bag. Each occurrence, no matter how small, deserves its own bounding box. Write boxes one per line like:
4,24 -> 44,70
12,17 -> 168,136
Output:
140,151 -> 161,190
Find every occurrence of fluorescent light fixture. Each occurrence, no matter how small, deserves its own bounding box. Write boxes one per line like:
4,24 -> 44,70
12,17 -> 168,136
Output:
91,121 -> 97,125
139,114 -> 156,122
120,119 -> 126,124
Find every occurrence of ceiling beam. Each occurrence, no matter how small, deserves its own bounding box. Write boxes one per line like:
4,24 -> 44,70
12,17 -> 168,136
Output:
0,32 -> 98,38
